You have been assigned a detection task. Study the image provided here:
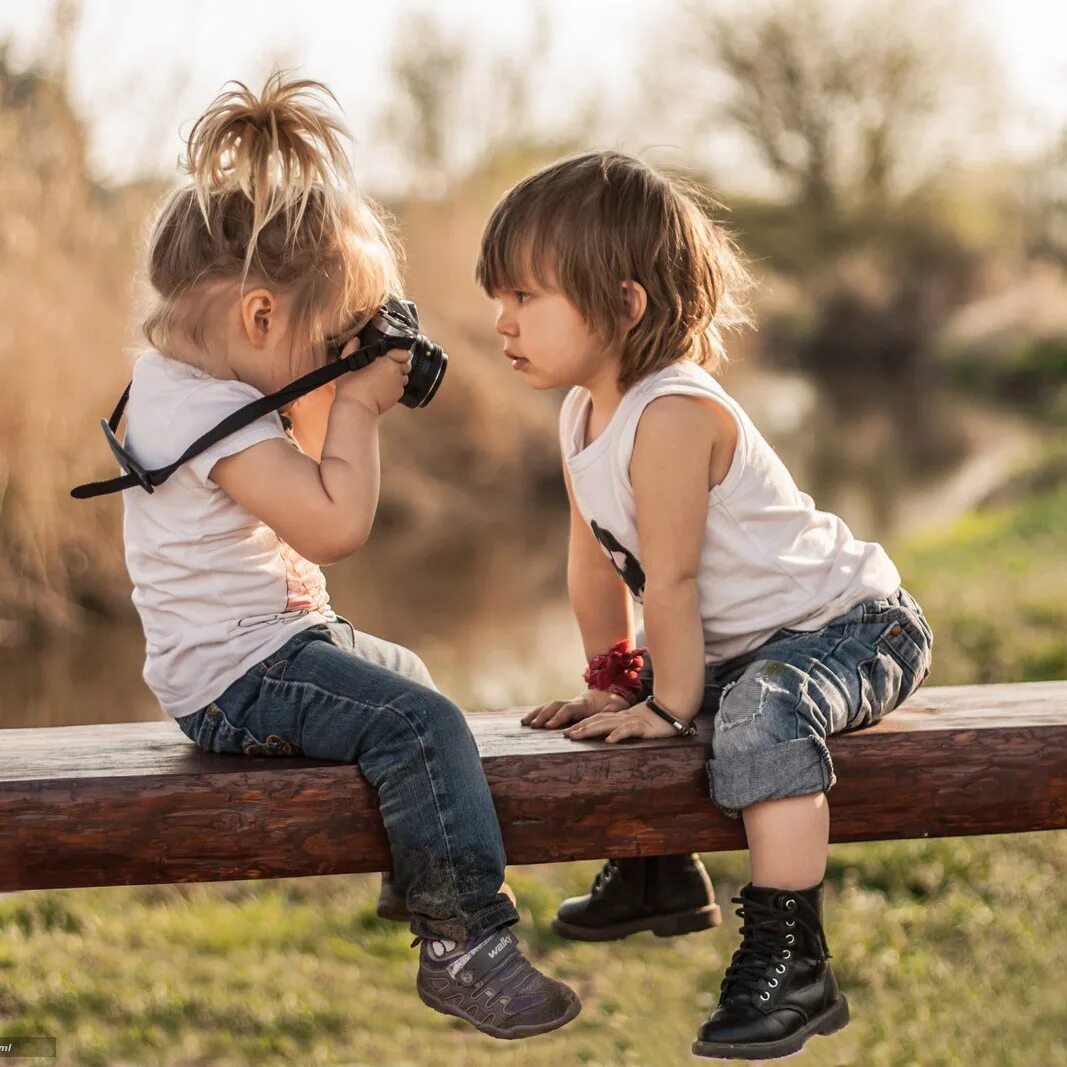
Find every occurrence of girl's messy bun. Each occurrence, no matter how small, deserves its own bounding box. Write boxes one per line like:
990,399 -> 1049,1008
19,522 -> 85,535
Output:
142,71 -> 401,372
183,72 -> 354,280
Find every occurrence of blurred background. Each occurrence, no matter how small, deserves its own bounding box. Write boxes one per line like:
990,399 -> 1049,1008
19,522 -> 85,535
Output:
0,2 -> 1064,1064
1,0 -> 1066,724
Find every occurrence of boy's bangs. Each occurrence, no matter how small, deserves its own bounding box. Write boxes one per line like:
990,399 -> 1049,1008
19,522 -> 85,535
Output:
478,209 -> 560,295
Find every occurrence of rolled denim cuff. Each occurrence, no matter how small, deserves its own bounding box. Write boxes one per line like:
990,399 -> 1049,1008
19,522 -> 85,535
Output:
410,895 -> 520,943
706,735 -> 837,819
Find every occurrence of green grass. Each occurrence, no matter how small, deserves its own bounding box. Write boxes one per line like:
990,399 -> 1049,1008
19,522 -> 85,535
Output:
894,480 -> 1067,686
1,835 -> 1065,1066
2,478 -> 1065,1065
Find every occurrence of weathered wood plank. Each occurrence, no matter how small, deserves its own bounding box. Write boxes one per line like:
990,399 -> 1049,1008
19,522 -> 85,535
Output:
1,682 -> 1064,891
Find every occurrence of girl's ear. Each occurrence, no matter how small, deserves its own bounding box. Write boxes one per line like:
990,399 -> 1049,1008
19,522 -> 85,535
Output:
622,281 -> 647,328
241,288 -> 275,347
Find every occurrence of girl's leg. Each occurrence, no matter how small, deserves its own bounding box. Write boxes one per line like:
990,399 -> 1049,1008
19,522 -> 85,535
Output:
182,624 -> 580,1039
189,626 -> 516,942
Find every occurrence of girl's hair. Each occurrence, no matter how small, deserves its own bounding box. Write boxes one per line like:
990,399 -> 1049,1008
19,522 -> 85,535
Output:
476,151 -> 752,390
142,71 -> 402,376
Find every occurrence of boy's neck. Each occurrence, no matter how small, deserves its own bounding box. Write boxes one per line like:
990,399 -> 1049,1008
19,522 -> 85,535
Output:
584,361 -> 625,419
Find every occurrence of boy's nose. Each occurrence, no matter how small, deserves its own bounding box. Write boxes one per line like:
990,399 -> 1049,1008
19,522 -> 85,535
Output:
495,308 -> 517,336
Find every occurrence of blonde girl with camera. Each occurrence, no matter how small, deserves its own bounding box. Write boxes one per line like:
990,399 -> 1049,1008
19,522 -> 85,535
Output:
111,72 -> 580,1040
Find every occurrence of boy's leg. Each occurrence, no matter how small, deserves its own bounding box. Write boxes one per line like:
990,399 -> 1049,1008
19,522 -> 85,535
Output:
551,638 -> 722,942
551,854 -> 720,941
695,589 -> 932,1059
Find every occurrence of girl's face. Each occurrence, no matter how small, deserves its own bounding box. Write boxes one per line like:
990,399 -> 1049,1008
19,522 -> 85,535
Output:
492,281 -> 618,392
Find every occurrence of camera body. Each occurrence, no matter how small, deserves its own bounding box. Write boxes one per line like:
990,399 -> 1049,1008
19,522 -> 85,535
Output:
329,298 -> 447,409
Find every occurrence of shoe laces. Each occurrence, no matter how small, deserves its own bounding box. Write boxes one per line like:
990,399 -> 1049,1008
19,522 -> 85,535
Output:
591,858 -> 619,896
720,892 -> 829,1003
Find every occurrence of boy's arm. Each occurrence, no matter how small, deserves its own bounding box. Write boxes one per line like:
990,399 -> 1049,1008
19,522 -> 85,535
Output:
630,395 -> 718,719
520,461 -> 635,729
563,394 -> 722,743
564,462 -> 634,658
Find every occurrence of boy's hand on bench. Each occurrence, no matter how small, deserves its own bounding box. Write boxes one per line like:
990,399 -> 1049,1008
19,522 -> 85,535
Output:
521,690 -> 630,729
563,701 -> 679,744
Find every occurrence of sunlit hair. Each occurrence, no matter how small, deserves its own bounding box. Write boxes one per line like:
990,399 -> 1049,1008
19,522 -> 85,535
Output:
141,71 -> 402,377
476,150 -> 752,390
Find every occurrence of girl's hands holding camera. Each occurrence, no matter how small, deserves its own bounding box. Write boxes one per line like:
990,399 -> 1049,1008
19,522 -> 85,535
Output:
520,688 -> 631,729
333,336 -> 413,416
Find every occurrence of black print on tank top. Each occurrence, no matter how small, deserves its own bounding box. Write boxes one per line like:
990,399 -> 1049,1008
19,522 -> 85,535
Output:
591,521 -> 646,601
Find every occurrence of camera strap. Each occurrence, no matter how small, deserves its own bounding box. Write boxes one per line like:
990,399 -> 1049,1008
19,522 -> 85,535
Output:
70,340 -> 393,499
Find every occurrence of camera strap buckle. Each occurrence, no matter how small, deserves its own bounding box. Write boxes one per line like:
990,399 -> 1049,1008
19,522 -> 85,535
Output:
101,416 -> 155,494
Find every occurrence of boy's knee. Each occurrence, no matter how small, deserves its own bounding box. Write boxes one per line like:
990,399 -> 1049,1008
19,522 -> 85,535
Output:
714,660 -> 809,742
708,658 -> 837,816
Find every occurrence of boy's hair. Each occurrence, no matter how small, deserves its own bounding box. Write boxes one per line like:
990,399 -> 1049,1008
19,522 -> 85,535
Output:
142,71 -> 402,376
476,151 -> 752,390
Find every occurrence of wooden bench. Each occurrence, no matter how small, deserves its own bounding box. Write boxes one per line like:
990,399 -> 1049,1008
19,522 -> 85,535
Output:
2,681 -> 1064,892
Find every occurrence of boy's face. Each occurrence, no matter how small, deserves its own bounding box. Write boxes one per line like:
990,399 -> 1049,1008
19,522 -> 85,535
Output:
492,280 -> 617,392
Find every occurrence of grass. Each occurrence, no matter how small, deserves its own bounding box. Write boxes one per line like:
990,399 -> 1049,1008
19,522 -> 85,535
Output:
2,477 -> 1066,1065
1,832 -> 1065,1067
894,478 -> 1067,686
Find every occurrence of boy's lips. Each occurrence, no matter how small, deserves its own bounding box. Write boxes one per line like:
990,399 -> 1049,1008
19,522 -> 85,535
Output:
504,349 -> 529,371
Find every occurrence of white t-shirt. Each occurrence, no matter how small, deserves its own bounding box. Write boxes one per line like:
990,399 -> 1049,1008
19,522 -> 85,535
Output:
560,360 -> 901,664
122,349 -> 335,719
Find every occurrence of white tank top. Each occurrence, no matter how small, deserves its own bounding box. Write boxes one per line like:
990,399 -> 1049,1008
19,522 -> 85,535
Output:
559,361 -> 901,664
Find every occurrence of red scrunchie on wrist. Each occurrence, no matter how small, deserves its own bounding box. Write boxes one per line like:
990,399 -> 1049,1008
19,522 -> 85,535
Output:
584,640 -> 648,704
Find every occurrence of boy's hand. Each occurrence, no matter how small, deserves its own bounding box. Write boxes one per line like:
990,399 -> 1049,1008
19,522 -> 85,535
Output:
334,336 -> 413,416
563,700 -> 679,743
520,689 -> 630,729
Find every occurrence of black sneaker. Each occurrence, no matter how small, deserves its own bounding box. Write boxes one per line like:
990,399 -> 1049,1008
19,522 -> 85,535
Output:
416,927 -> 581,1040
693,881 -> 849,1060
552,854 -> 722,941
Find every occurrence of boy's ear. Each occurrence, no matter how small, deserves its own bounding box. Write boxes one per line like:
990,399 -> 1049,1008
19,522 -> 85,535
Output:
241,289 -> 275,348
621,281 -> 647,328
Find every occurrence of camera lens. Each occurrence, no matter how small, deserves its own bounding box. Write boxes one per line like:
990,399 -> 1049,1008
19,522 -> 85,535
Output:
402,337 -> 448,408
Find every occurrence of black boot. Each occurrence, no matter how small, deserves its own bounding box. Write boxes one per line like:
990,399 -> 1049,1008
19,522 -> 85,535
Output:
551,854 -> 722,941
693,881 -> 849,1060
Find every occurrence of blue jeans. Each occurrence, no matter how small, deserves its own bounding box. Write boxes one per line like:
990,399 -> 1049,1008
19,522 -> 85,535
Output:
642,587 -> 934,818
175,615 -> 519,942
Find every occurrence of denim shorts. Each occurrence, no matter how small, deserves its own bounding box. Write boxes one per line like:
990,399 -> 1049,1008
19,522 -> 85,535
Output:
646,587 -> 933,818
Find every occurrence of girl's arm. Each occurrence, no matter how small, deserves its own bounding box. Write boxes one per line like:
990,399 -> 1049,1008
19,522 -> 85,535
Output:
209,353 -> 407,566
284,381 -> 337,463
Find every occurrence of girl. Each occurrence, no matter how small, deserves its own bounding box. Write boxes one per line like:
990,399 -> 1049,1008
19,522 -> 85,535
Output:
477,150 -> 933,1060
117,72 -> 579,1040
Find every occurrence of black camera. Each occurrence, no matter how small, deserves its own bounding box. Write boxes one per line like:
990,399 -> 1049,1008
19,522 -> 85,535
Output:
329,298 -> 447,409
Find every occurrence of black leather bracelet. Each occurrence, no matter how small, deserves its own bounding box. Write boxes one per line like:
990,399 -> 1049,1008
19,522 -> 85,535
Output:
645,694 -> 698,737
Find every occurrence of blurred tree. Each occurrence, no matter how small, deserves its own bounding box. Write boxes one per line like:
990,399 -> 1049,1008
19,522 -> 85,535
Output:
1021,129 -> 1067,267
674,0 -> 1000,252
379,3 -> 599,198
644,0 -> 1009,387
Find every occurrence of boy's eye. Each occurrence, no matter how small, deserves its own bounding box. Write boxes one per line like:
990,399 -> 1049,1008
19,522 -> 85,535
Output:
514,290 -> 531,304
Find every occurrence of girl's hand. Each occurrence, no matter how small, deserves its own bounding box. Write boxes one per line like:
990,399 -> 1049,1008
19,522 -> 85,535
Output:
334,336 -> 413,416
562,700 -> 679,743
520,689 -> 631,729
